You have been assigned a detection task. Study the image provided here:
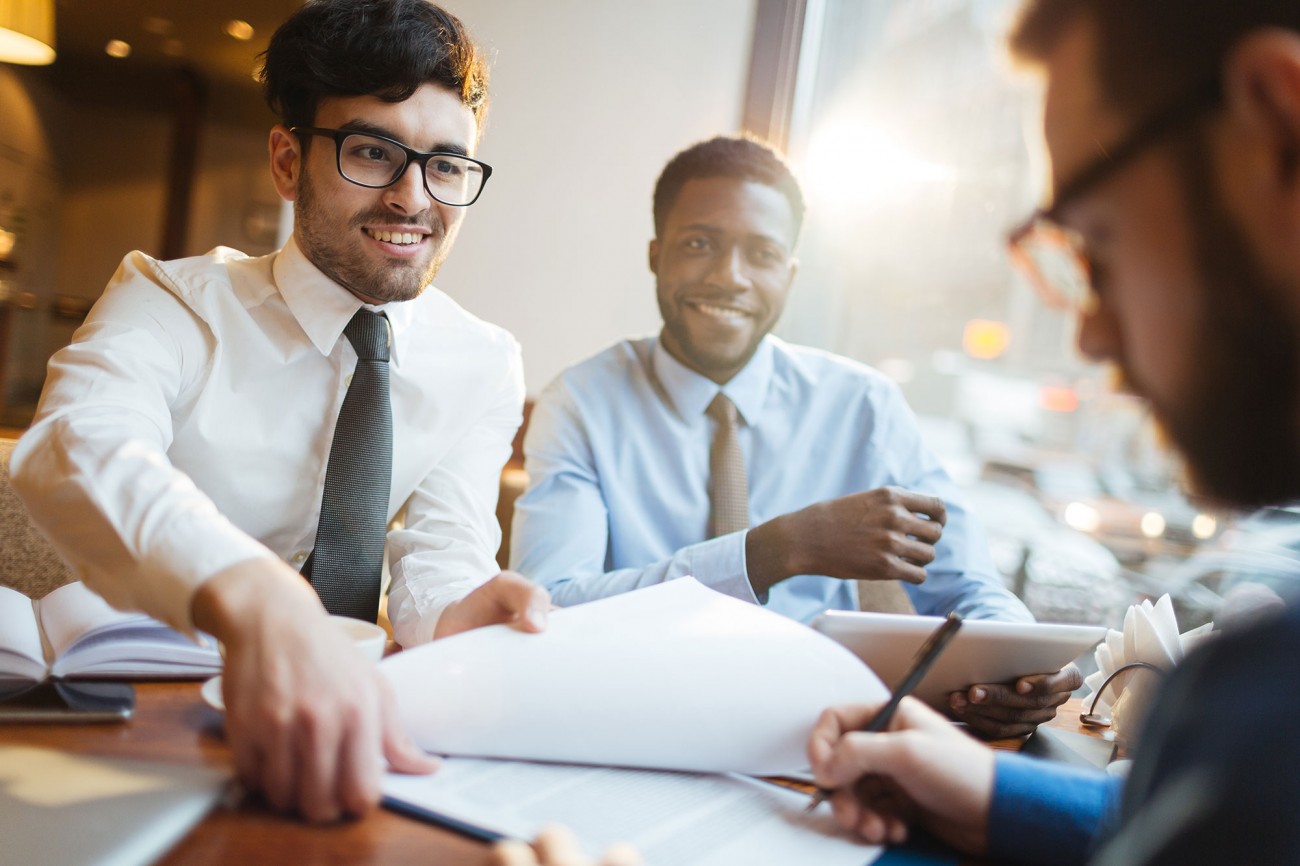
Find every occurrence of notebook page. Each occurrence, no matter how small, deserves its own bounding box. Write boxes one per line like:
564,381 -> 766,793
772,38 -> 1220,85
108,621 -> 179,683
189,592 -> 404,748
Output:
0,585 -> 46,680
35,582 -> 147,662
383,758 -> 882,866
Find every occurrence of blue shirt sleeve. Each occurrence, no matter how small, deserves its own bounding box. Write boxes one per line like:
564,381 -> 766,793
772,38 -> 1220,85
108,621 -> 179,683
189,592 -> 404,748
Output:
864,380 -> 1032,623
988,752 -> 1120,865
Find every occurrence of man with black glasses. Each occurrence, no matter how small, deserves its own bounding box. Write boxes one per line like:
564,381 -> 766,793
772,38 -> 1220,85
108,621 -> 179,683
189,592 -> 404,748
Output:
10,0 -> 548,822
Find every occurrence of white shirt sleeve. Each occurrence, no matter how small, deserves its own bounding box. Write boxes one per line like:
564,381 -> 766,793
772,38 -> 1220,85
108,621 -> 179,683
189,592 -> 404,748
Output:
8,253 -> 276,635
385,335 -> 525,647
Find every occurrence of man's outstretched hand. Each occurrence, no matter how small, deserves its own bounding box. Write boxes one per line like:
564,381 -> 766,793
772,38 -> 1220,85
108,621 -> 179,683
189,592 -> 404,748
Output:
193,558 -> 438,822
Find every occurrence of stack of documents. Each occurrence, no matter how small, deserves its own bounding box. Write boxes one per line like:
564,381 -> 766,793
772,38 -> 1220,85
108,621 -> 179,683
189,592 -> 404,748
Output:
381,578 -> 889,865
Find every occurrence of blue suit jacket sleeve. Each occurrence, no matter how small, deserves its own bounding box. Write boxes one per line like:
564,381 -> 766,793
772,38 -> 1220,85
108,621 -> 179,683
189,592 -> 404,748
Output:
988,753 -> 1120,865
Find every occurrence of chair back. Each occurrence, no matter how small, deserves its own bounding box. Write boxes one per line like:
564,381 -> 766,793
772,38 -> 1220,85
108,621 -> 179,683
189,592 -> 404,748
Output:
0,437 -> 74,598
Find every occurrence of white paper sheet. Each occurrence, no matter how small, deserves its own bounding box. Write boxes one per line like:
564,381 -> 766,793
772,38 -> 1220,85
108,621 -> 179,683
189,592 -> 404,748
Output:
383,758 -> 882,866
381,578 -> 887,775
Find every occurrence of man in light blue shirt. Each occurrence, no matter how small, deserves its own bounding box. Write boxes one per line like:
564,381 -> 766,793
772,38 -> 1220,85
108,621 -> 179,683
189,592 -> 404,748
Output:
511,136 -> 1078,737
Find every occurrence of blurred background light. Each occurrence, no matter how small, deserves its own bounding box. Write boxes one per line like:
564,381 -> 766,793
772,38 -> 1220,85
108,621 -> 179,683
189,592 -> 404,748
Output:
803,116 -> 954,214
1140,511 -> 1166,539
1064,501 -> 1101,534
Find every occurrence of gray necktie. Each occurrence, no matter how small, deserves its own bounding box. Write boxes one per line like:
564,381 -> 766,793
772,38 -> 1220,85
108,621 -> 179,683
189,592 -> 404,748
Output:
707,393 -> 749,538
303,308 -> 392,622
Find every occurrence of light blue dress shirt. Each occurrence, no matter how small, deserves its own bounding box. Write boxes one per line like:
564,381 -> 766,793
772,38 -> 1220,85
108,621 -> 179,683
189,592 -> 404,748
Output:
511,335 -> 1032,624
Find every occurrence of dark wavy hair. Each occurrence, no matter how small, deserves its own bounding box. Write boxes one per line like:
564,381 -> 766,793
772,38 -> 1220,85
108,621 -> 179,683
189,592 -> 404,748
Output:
259,0 -> 489,131
1010,0 -> 1300,118
652,135 -> 806,240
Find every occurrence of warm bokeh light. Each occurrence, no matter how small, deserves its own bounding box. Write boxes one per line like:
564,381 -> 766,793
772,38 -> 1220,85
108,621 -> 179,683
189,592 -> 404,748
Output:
224,19 -> 254,41
1039,385 -> 1079,413
1192,513 -> 1218,540
962,319 -> 1011,360
1064,501 -> 1100,533
104,39 -> 131,58
1140,511 -> 1166,539
802,116 -> 954,214
141,16 -> 172,36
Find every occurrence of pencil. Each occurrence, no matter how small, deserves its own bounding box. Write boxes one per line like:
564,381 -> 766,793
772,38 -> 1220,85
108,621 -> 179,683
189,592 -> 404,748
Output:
805,611 -> 964,813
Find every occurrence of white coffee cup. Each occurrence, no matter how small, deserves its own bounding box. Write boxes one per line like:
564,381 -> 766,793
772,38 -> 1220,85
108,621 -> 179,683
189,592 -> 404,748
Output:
329,614 -> 388,663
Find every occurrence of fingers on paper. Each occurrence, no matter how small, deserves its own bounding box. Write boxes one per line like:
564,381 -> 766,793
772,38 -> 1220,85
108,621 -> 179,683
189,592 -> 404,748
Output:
491,825 -> 644,866
379,677 -> 441,776
493,572 -> 553,632
491,839 -> 541,866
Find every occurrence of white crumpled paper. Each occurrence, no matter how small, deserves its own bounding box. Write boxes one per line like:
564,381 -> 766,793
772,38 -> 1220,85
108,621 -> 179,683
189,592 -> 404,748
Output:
1082,594 -> 1215,741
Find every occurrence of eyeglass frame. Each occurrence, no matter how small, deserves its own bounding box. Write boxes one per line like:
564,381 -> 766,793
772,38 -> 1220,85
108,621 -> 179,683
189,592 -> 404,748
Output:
290,125 -> 494,207
1006,76 -> 1223,310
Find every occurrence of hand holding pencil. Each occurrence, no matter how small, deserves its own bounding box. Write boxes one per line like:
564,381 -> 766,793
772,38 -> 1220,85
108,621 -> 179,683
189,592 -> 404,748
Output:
806,612 -> 1000,856
806,612 -> 964,811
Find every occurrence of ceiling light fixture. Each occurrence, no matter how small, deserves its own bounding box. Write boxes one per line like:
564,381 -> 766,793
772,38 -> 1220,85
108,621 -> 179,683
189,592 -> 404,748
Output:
0,0 -> 56,65
104,39 -> 131,59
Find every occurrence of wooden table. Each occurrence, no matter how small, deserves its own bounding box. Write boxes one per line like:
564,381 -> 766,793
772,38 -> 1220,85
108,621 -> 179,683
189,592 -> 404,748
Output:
0,683 -> 1102,865
0,681 -> 493,865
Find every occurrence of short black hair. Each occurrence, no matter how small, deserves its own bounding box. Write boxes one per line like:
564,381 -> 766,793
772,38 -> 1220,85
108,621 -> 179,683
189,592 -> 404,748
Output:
260,0 -> 489,132
1010,0 -> 1300,118
653,135 -> 806,241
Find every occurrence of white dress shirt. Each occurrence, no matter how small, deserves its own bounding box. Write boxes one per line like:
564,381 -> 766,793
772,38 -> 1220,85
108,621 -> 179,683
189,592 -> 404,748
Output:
8,239 -> 523,646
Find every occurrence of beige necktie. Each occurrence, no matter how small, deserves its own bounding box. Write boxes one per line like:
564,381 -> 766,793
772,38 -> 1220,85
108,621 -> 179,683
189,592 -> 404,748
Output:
707,393 -> 749,538
856,579 -> 916,614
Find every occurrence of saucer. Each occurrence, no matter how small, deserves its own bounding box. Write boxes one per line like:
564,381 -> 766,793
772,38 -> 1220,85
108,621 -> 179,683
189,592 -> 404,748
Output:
200,675 -> 224,712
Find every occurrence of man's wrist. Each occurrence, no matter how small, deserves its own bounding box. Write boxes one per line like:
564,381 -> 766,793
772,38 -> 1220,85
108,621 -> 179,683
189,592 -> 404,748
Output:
192,556 -> 323,641
745,516 -> 798,597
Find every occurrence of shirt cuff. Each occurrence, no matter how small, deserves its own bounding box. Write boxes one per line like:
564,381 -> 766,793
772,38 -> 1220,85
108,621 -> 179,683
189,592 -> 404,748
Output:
684,530 -> 760,605
387,574 -> 484,647
126,518 -> 275,639
988,752 -> 1118,866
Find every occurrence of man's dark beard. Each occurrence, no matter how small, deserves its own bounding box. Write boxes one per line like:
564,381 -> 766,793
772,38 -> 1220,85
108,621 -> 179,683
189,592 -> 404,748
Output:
1155,135 -> 1300,508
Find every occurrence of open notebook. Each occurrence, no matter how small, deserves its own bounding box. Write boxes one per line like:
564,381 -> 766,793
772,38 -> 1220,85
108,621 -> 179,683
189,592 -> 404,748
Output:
0,582 -> 220,681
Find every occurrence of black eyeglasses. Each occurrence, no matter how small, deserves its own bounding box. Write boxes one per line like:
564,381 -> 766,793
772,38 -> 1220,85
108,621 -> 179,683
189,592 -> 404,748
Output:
291,126 -> 493,207
1006,77 -> 1222,311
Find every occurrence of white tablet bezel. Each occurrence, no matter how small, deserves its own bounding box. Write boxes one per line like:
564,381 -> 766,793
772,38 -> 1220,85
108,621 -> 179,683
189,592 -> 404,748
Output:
811,611 -> 1107,708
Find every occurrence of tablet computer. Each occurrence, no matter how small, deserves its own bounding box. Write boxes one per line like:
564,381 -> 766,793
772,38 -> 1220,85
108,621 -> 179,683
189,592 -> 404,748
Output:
811,611 -> 1107,708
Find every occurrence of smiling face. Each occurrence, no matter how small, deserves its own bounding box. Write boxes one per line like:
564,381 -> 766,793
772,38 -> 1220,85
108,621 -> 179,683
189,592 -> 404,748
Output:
269,83 -> 478,305
650,177 -> 799,384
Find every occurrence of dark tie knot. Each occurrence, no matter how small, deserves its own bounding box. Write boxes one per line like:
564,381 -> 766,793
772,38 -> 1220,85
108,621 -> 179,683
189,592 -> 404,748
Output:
345,309 -> 390,362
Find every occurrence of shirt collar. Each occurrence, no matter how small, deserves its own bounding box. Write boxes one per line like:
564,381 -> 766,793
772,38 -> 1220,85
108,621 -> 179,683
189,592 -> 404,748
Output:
273,236 -> 414,367
650,334 -> 774,424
